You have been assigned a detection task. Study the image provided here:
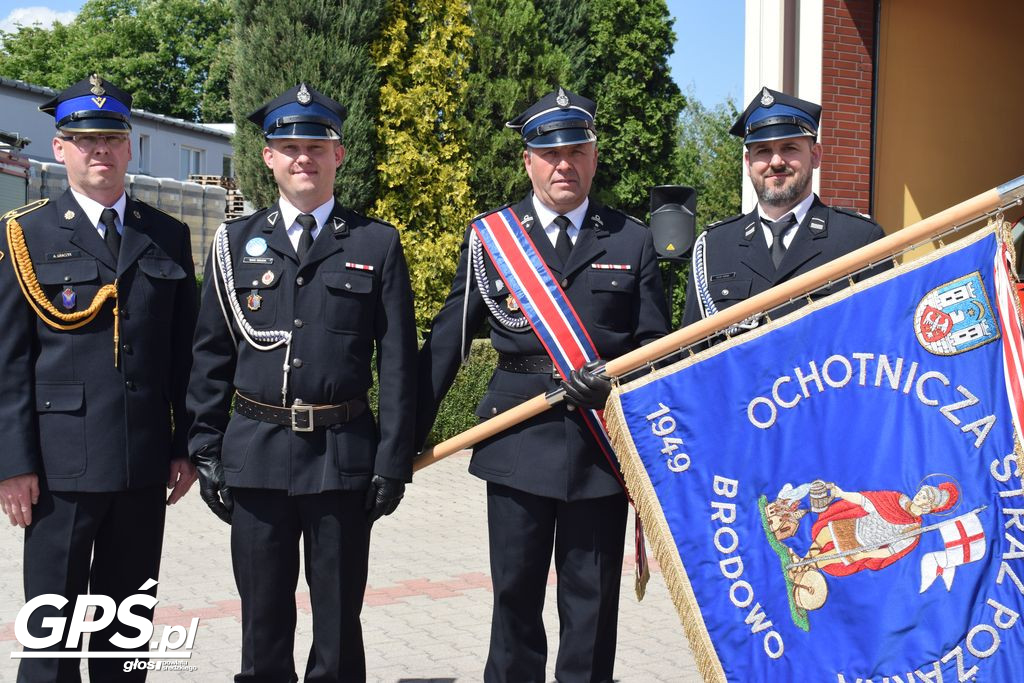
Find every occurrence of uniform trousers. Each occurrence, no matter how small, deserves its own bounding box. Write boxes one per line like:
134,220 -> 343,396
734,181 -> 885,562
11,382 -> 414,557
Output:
19,485 -> 166,683
230,488 -> 371,683
484,483 -> 628,683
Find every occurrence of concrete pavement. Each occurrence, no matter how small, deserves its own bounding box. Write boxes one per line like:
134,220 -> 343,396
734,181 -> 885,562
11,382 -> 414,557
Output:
0,452 -> 701,681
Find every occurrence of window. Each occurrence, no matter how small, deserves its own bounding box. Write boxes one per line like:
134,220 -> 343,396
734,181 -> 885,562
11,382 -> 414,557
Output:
179,146 -> 205,179
222,155 -> 234,179
138,135 -> 150,174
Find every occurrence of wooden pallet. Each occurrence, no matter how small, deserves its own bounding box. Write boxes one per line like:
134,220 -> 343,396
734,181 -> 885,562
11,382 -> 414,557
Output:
188,174 -> 238,191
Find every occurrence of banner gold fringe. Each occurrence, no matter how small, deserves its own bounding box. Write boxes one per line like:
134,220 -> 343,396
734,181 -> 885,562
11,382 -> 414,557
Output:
604,224 -> 1008,682
606,394 -> 727,683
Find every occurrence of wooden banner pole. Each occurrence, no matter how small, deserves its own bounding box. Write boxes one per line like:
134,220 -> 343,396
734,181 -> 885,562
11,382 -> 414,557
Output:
413,175 -> 1024,472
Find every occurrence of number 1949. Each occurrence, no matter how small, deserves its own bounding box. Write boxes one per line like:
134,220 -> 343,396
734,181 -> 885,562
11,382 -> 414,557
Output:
646,403 -> 689,473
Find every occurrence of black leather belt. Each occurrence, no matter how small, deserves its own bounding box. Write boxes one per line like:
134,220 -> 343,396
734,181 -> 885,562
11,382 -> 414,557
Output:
234,393 -> 366,432
496,353 -> 561,379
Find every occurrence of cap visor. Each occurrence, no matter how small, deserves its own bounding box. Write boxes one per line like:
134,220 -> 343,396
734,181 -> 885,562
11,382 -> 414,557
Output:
526,128 -> 597,149
744,123 -> 814,145
58,119 -> 131,132
266,122 -> 340,140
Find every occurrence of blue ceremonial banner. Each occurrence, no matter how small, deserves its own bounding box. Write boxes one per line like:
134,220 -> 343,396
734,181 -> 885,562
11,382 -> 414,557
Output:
606,225 -> 1024,682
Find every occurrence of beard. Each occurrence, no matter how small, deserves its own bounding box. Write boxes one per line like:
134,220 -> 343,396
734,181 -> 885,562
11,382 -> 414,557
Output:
753,167 -> 812,208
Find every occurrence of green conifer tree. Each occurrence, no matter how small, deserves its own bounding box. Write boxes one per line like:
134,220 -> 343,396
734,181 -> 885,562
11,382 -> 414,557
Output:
372,0 -> 476,328
463,0 -> 569,212
231,0 -> 385,211
584,0 -> 686,217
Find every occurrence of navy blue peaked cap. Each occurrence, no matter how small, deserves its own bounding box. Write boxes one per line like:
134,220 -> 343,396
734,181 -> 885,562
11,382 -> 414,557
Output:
506,87 -> 597,148
247,83 -> 347,140
40,74 -> 133,132
731,86 -> 821,145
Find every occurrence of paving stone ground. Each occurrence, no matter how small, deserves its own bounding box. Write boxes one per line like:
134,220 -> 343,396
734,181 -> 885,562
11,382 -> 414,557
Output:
0,452 -> 701,682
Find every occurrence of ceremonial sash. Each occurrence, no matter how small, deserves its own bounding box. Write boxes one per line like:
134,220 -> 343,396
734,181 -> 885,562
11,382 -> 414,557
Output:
472,206 -> 650,593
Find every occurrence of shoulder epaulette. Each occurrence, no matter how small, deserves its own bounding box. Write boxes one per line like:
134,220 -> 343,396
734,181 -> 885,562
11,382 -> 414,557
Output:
469,203 -> 513,224
834,206 -> 877,222
705,213 -> 743,230
222,213 -> 249,225
2,198 -> 49,223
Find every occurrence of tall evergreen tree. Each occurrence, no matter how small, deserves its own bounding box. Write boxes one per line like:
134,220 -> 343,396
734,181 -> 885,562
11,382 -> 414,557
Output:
464,0 -> 568,212
584,0 -> 686,217
372,0 -> 476,328
231,0 -> 385,211
541,0 -> 589,90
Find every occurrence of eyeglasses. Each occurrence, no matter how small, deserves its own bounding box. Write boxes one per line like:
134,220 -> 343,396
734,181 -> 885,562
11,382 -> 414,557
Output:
58,134 -> 129,151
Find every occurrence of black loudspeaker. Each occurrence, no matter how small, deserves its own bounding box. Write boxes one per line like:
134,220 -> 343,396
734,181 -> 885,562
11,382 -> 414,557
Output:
649,185 -> 697,262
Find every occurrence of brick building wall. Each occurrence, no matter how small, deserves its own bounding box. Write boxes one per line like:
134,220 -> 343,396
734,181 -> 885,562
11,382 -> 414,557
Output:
819,0 -> 876,215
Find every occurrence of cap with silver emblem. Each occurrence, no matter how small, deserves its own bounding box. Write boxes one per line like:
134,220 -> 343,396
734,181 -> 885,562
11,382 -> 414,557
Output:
730,86 -> 821,146
506,86 -> 597,148
246,83 -> 347,140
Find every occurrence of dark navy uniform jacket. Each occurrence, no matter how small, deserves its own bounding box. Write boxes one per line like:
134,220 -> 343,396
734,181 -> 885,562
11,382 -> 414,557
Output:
0,189 -> 197,491
187,200 -> 417,495
682,195 -> 886,328
418,195 -> 670,501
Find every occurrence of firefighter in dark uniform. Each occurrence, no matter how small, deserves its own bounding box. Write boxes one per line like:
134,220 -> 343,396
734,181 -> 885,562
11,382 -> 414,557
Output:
186,83 -> 416,682
417,88 -> 669,682
0,75 -> 198,682
682,87 -> 886,330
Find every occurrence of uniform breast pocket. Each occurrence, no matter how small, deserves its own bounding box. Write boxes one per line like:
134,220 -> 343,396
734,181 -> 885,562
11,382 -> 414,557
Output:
588,270 -> 636,330
709,278 -> 752,308
137,257 -> 187,319
34,259 -> 99,313
233,267 -> 283,329
322,270 -> 375,334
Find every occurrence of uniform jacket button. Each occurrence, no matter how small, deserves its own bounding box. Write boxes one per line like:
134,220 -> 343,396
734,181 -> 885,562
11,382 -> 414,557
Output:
296,276 -> 305,286
125,380 -> 136,390
561,278 -> 569,288
294,318 -> 303,328
292,358 -> 303,368
122,343 -> 132,354
63,275 -> 71,282
44,401 -> 51,409
490,407 -> 497,415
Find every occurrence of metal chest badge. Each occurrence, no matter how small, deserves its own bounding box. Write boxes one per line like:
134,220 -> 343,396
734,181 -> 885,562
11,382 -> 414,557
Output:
247,290 -> 262,311
506,296 -> 520,312
261,270 -> 275,285
914,271 -> 999,355
61,286 -> 76,310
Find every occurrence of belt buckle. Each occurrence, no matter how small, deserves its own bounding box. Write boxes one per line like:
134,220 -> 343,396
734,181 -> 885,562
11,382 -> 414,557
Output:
291,402 -> 315,432
551,368 -> 562,381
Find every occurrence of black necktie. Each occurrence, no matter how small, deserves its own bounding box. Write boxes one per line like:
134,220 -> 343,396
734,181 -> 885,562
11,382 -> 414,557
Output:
295,213 -> 316,260
100,208 -> 120,259
553,215 -> 573,264
767,214 -> 797,268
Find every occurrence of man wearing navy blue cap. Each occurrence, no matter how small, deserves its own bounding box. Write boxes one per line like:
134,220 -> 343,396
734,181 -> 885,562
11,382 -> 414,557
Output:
682,86 -> 886,329
417,87 -> 669,682
186,83 -> 416,682
0,74 -> 198,681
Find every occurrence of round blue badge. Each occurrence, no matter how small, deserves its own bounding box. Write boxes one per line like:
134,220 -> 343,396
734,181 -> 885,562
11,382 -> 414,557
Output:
245,237 -> 268,256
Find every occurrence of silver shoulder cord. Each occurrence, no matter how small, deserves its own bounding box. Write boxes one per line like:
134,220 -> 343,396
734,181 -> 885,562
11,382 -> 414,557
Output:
692,230 -> 759,334
468,229 -> 530,345
212,223 -> 294,406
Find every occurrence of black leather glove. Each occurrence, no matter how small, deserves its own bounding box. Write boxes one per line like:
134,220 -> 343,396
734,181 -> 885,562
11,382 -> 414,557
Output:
192,446 -> 233,524
364,475 -> 405,523
561,358 -> 612,410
